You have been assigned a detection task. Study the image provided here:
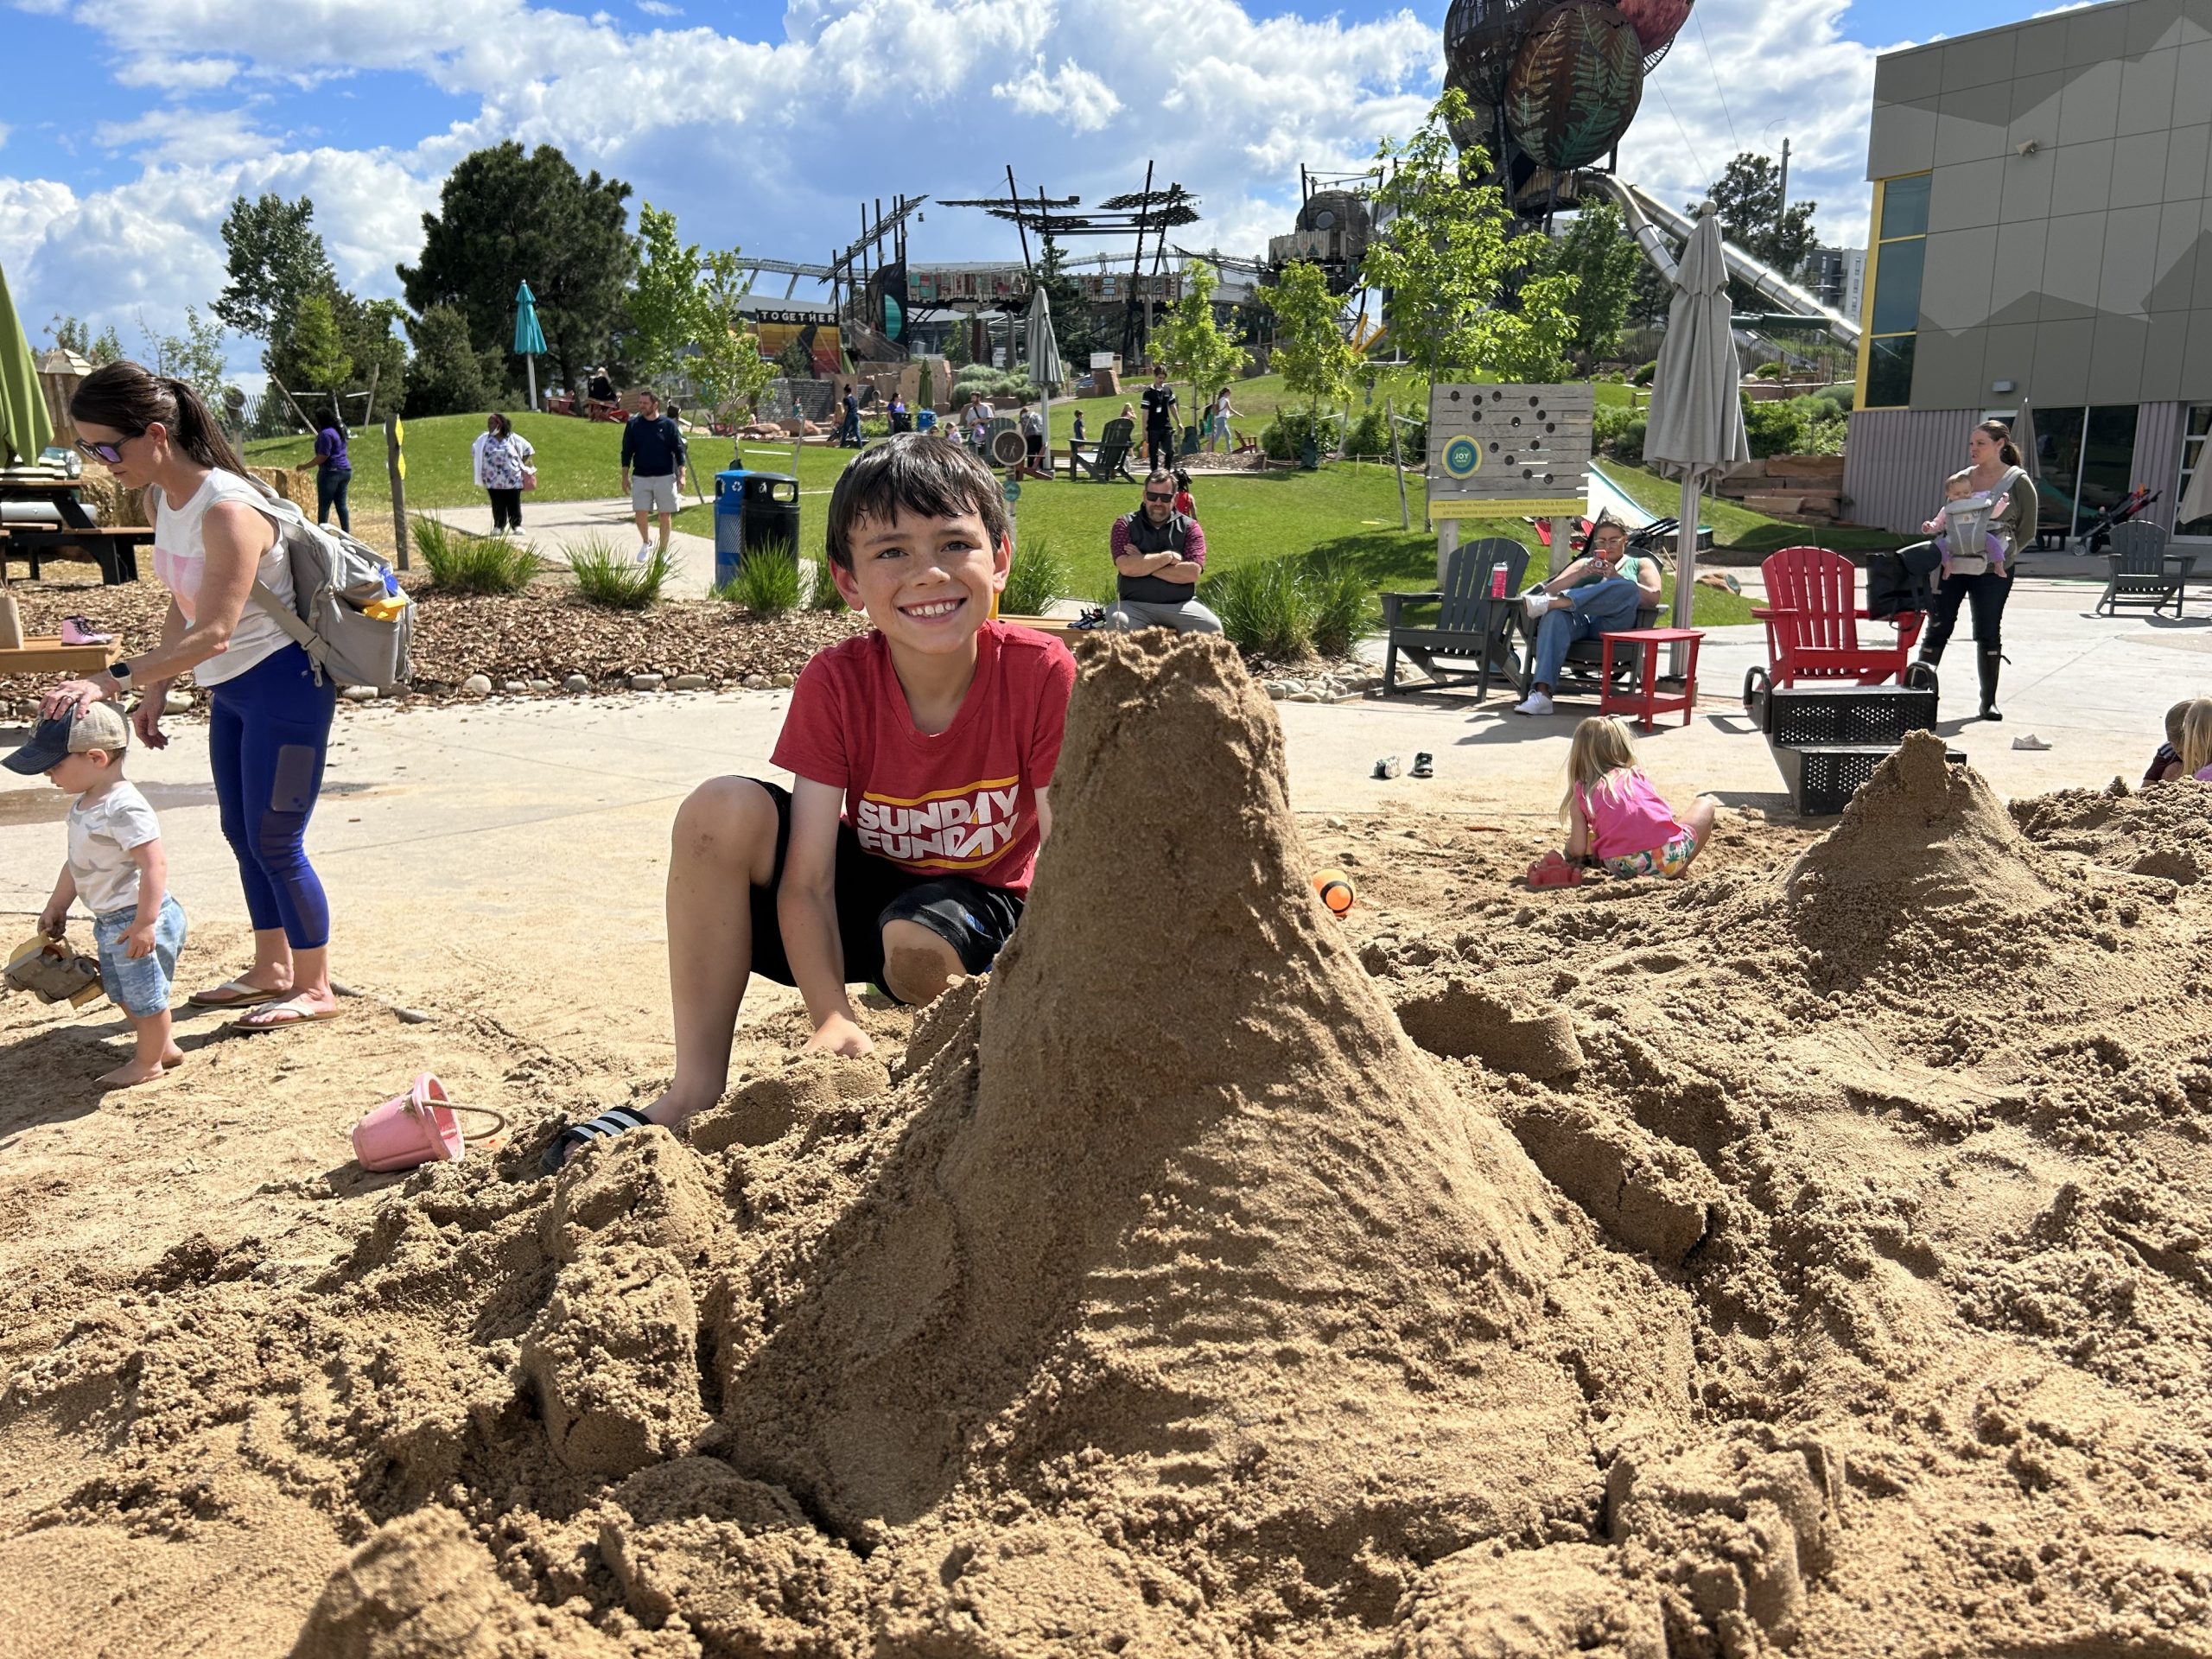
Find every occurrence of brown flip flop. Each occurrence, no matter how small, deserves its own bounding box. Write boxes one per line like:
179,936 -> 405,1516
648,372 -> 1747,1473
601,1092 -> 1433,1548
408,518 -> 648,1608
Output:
233,994 -> 342,1032
189,977 -> 285,1008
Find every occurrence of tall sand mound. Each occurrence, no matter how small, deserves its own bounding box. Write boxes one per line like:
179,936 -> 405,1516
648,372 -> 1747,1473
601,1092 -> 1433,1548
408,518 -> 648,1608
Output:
722,632 -> 1624,1561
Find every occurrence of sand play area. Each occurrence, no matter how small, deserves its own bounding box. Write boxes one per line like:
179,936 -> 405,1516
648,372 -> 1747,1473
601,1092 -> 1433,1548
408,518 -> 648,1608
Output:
2,635 -> 2210,1656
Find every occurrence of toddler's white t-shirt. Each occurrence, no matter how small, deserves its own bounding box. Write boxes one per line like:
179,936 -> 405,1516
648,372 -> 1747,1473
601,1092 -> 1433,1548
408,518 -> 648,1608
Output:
68,781 -> 161,916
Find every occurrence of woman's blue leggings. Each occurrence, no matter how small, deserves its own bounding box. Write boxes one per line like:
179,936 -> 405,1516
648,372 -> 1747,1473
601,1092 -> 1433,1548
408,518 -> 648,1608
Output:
208,644 -> 338,950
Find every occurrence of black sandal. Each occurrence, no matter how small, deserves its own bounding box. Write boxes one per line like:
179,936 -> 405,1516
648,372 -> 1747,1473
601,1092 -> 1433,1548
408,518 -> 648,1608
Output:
541,1106 -> 654,1175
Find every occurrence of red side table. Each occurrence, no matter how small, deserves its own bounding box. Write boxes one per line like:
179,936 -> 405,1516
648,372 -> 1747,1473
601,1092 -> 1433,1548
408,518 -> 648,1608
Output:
1599,627 -> 1704,731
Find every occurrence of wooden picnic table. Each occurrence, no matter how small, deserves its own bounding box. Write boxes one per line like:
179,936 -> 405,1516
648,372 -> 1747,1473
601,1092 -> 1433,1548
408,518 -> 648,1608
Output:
0,475 -> 150,584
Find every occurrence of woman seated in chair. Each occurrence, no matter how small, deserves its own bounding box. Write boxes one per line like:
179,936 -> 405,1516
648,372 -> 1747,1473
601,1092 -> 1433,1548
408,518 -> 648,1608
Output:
1513,516 -> 1663,717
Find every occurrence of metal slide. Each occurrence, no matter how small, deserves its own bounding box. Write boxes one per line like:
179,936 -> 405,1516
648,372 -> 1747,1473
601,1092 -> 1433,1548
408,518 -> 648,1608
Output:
1590,176 -> 1862,353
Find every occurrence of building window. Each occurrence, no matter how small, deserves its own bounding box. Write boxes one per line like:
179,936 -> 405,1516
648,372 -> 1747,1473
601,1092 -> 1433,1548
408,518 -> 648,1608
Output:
2031,404 -> 2142,543
1859,173 -> 1929,410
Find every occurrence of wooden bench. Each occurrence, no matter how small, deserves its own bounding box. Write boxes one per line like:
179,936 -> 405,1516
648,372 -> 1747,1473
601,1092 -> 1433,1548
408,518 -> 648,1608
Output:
0,526 -> 153,584
0,635 -> 117,677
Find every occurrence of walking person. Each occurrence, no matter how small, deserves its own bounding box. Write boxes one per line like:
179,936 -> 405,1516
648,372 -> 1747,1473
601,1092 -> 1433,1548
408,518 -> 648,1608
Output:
42,360 -> 342,1031
839,384 -> 862,447
1910,419 -> 2037,721
1140,365 -> 1179,469
1209,385 -> 1236,454
621,389 -> 686,563
313,416 -> 351,533
472,412 -> 535,535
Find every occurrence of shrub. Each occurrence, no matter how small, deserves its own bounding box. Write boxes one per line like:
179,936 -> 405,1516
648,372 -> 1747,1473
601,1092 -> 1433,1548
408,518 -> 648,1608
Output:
1261,407 -> 1334,462
1816,381 -> 1854,411
1751,360 -> 1784,379
569,537 -> 671,609
1631,360 -> 1658,386
1339,407 -> 1389,459
1001,536 -> 1071,617
1741,394 -> 1808,459
413,518 -> 542,595
806,557 -> 847,612
1205,558 -> 1314,658
1304,556 -> 1376,658
1593,403 -> 1647,463
715,536 -> 802,618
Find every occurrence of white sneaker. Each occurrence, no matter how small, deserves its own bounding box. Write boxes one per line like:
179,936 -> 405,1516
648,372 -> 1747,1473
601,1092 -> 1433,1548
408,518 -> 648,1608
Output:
1513,690 -> 1554,716
1522,590 -> 1553,622
636,543 -> 653,563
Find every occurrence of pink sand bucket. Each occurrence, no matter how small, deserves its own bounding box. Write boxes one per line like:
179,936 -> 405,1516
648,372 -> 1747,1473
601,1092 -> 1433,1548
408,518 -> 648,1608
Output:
352,1073 -> 492,1172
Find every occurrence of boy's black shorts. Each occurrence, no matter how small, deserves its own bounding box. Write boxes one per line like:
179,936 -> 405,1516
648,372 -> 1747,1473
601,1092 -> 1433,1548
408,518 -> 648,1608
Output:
747,780 -> 1024,1001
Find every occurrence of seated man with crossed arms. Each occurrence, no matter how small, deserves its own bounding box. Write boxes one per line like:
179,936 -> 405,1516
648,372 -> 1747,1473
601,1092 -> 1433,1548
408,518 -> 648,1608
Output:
1105,472 -> 1223,634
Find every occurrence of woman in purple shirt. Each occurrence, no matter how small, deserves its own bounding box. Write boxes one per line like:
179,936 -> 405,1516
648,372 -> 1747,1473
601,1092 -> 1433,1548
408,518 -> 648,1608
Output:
313,421 -> 351,533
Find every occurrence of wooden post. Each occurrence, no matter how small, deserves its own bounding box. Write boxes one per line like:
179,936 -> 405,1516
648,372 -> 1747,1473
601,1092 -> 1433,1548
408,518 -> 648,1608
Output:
1387,397 -> 1409,531
1435,516 -> 1459,589
268,375 -> 318,437
360,360 -> 382,427
385,415 -> 410,570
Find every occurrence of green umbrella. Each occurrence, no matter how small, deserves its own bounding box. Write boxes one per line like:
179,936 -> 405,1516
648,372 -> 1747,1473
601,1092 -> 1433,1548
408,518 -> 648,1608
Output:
0,260 -> 55,467
513,281 -> 547,411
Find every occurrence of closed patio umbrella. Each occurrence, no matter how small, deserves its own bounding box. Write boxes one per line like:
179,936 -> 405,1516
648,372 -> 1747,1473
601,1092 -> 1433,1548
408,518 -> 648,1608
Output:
0,260 -> 55,467
513,281 -> 547,412
1024,284 -> 1063,477
1644,202 -> 1749,656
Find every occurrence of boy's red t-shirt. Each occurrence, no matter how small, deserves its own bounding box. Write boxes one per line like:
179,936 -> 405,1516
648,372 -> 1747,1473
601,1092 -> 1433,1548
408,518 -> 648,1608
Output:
771,620 -> 1077,896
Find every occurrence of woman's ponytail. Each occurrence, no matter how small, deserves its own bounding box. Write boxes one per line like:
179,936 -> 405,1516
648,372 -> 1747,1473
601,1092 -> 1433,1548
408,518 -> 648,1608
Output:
1977,417 -> 2023,469
162,375 -> 250,475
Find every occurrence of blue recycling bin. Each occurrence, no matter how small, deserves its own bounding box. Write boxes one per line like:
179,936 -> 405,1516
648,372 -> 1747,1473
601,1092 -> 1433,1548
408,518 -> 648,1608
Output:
713,468 -> 751,587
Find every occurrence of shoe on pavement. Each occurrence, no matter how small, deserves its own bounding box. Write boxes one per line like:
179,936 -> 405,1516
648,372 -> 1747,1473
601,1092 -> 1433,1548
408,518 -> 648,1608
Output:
1513,691 -> 1554,716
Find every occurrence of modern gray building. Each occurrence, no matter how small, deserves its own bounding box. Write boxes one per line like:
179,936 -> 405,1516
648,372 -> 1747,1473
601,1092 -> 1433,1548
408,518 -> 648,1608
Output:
1846,0 -> 2212,543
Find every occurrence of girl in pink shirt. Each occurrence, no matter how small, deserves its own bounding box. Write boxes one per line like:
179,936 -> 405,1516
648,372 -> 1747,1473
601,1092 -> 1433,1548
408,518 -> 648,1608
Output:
1561,716 -> 1719,879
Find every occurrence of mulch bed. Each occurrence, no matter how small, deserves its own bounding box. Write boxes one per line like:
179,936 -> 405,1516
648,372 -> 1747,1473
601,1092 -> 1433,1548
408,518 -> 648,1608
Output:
1,577 -> 863,721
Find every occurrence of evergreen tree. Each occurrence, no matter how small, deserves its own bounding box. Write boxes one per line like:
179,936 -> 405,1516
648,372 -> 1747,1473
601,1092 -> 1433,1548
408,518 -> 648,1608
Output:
1702,153 -> 1819,283
403,305 -> 490,417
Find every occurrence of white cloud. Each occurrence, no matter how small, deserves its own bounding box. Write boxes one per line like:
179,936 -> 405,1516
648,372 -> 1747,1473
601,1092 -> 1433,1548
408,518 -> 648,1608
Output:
991,58 -> 1122,132
114,54 -> 243,91
1,0 -> 1914,377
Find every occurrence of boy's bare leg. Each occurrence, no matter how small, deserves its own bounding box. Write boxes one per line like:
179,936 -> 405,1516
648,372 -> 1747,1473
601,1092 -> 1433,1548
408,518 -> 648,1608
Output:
642,778 -> 780,1128
99,1009 -> 182,1090
880,919 -> 963,1007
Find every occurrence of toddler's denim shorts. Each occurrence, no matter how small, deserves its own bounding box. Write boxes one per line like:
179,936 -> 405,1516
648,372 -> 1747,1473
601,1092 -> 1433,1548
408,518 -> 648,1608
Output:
93,895 -> 188,1018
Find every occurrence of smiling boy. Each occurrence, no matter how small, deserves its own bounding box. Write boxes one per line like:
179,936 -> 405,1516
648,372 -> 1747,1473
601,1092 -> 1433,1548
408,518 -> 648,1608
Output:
546,435 -> 1077,1171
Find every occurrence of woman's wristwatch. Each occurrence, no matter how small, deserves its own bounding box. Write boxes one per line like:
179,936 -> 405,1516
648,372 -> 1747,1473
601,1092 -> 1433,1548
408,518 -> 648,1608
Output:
105,659 -> 132,695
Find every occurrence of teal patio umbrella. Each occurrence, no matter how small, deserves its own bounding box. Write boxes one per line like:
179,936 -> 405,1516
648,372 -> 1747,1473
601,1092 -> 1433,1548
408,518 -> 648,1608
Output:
0,260 -> 55,466
513,281 -> 547,411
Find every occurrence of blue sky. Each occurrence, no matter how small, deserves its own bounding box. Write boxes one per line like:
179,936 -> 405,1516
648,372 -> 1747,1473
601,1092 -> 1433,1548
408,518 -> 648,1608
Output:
1,0 -> 1937,381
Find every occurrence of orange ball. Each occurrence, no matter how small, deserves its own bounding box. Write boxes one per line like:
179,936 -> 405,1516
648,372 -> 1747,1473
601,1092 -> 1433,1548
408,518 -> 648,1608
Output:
1312,868 -> 1355,915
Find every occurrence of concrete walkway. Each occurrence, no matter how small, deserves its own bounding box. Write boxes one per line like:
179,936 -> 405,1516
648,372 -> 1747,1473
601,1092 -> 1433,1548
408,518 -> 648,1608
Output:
423,496 -> 728,600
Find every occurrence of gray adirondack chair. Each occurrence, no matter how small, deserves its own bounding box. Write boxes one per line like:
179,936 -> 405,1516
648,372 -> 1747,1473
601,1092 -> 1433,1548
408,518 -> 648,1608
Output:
1381,538 -> 1531,700
2098,520 -> 2192,618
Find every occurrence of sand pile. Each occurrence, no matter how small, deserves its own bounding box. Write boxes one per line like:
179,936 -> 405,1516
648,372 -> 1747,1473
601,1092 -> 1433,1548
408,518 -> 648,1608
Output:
2012,775 -> 2212,887
5,644 -> 2212,1657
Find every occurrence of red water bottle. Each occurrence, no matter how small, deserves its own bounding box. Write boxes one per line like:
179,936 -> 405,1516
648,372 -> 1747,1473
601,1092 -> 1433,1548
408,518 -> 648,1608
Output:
1491,564 -> 1508,599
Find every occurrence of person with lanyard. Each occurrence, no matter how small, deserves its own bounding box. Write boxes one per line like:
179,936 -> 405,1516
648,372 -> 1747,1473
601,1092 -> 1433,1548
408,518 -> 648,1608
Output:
312,416 -> 351,533
1139,365 -> 1179,470
1910,418 -> 2037,721
42,360 -> 344,1031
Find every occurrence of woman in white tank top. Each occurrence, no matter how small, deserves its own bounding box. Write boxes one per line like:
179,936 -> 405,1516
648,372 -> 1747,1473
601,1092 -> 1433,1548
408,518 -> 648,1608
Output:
41,361 -> 342,1030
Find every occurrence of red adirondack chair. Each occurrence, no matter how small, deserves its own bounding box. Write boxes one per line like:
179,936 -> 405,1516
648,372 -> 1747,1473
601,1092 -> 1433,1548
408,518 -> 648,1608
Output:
1747,548 -> 1929,704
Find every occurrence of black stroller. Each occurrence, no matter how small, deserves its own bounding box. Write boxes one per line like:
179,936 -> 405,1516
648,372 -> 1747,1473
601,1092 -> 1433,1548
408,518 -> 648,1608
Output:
2077,486 -> 2158,555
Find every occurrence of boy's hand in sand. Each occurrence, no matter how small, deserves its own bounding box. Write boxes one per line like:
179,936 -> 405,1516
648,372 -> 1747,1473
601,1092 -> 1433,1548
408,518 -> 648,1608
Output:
804,1012 -> 875,1059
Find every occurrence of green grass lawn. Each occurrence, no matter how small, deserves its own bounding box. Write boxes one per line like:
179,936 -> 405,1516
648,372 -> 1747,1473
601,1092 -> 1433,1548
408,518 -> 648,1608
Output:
1596,461 -> 1902,557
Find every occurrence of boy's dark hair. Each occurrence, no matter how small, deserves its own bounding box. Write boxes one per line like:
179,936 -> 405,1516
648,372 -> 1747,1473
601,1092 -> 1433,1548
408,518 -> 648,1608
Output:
825,433 -> 1011,571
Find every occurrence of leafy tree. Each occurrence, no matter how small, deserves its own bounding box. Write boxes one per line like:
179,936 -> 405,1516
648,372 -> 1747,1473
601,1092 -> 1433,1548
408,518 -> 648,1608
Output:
403,305 -> 490,417
282,295 -> 352,403
215,193 -> 339,340
775,336 -> 813,381
1702,153 -> 1818,283
1361,88 -> 1576,385
1033,237 -> 1099,373
398,142 -> 636,391
1151,260 -> 1249,435
626,203 -> 701,380
137,306 -> 233,410
47,315 -> 123,364
944,319 -> 972,370
688,250 -> 778,431
1266,260 -> 1356,416
1541,200 -> 1642,366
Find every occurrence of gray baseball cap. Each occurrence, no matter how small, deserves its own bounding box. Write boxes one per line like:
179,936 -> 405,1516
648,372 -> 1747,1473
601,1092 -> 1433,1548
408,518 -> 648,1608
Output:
3,701 -> 130,775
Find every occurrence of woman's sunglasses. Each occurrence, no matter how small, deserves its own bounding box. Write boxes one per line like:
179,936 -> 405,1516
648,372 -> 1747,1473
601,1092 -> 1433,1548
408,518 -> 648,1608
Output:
74,435 -> 137,465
